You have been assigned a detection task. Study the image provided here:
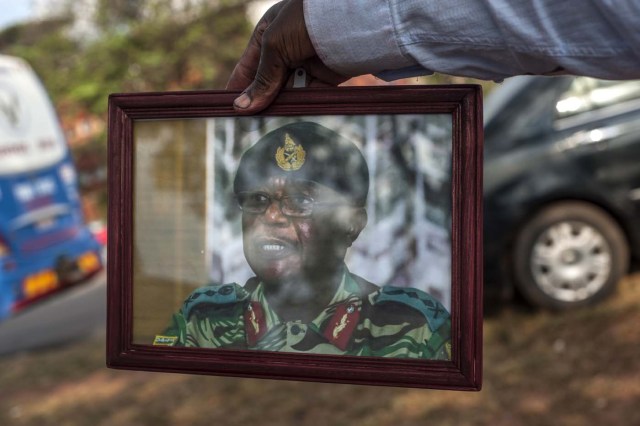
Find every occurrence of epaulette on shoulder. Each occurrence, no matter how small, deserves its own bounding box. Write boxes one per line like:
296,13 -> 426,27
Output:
182,283 -> 248,319
374,286 -> 450,332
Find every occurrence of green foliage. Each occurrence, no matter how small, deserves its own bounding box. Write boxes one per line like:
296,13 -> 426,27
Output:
0,1 -> 252,219
95,0 -> 145,30
0,1 -> 252,115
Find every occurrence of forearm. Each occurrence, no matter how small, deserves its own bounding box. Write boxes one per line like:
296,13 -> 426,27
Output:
304,0 -> 640,81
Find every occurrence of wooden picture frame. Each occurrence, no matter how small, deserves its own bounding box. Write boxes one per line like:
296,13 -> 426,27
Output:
107,85 -> 483,390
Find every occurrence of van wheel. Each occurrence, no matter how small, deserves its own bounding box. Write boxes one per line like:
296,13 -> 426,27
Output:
513,201 -> 628,310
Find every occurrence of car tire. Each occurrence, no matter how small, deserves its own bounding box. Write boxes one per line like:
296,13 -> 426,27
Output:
512,201 -> 629,310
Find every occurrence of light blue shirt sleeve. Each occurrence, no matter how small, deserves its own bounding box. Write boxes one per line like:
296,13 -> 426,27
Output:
304,0 -> 640,81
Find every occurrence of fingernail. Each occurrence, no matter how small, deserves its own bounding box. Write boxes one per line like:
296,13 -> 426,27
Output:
234,93 -> 251,109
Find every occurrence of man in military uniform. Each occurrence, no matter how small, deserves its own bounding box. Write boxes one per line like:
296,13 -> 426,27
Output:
154,121 -> 451,360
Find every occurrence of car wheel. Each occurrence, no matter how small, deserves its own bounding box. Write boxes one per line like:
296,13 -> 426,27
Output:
512,201 -> 629,310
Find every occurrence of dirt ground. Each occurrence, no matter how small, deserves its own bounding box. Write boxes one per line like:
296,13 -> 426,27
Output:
1,274 -> 639,426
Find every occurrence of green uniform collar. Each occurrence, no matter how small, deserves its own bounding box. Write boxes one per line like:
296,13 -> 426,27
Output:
248,265 -> 363,331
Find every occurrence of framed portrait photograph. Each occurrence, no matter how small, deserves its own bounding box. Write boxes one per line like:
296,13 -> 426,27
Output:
107,85 -> 483,390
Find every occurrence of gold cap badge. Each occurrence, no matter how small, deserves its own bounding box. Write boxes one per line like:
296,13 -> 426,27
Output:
275,133 -> 306,171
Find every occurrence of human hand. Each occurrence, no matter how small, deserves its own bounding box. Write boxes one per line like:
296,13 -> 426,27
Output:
226,0 -> 347,114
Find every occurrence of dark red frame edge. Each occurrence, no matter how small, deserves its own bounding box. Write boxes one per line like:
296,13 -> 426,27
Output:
107,85 -> 483,390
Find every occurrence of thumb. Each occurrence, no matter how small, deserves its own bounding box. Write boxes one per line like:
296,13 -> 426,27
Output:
233,46 -> 289,114
232,0 -> 310,114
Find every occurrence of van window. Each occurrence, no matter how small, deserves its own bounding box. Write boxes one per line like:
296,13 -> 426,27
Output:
555,77 -> 640,120
0,57 -> 67,175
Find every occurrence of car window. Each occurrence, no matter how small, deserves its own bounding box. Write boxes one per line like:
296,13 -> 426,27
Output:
555,78 -> 640,120
484,77 -> 569,152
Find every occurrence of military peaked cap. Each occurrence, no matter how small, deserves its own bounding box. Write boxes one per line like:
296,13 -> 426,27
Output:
234,122 -> 369,206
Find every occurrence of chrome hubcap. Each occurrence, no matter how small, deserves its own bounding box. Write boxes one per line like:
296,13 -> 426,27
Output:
530,221 -> 611,302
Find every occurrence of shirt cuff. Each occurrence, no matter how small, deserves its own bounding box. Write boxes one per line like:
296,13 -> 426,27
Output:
375,65 -> 434,82
304,0 -> 417,77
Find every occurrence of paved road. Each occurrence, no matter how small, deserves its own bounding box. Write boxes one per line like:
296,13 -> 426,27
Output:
0,271 -> 106,356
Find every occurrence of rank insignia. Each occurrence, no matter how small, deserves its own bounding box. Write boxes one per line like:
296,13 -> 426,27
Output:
323,303 -> 360,350
275,133 -> 306,171
332,313 -> 349,339
244,302 -> 267,346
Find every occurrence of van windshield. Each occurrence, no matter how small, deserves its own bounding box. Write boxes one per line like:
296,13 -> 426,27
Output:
0,57 -> 67,176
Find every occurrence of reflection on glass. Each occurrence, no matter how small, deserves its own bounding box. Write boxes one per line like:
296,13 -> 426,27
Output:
133,115 -> 453,360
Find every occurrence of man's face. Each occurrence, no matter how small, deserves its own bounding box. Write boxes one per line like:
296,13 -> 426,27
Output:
240,177 -> 361,285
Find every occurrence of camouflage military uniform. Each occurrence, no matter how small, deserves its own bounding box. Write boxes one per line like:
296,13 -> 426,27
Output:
153,122 -> 452,360
154,267 -> 451,360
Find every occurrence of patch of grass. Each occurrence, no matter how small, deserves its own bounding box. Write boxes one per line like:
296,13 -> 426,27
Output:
1,275 -> 639,426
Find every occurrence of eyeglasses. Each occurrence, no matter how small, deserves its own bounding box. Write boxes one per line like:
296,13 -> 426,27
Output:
236,191 -> 348,218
